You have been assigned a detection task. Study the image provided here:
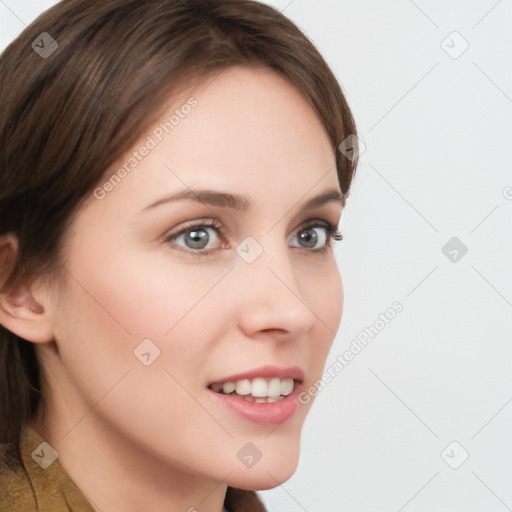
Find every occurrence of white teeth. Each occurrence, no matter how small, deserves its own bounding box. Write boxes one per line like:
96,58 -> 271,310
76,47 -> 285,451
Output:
267,378 -> 282,397
222,382 -> 235,394
251,378 -> 268,397
210,377 -> 296,399
236,395 -> 285,403
281,378 -> 294,396
235,379 -> 252,396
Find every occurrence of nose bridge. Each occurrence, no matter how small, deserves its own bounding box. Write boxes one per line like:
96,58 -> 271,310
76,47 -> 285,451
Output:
237,233 -> 297,292
234,234 -> 316,336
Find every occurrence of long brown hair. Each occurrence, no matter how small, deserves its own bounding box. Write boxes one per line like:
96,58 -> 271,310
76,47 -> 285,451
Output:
0,0 -> 359,469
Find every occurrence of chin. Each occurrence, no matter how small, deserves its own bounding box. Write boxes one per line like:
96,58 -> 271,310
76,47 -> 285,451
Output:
226,441 -> 300,491
228,464 -> 299,491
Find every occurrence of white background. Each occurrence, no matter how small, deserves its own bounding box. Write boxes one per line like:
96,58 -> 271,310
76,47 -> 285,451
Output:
1,1 -> 511,511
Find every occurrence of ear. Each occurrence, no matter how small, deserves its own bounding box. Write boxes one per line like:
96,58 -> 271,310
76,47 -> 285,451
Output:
0,234 -> 54,343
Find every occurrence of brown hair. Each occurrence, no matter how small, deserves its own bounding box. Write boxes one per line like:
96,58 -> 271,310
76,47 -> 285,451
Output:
0,0 -> 359,469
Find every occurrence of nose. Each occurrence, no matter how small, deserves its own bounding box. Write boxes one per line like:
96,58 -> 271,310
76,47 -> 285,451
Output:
235,241 -> 317,340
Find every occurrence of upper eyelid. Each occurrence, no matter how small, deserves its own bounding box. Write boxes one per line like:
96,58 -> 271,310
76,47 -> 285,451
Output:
165,219 -> 223,238
166,218 -> 335,239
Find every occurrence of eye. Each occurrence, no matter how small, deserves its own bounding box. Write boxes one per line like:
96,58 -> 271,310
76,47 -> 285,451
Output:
289,221 -> 343,252
164,219 -> 226,255
163,219 -> 343,256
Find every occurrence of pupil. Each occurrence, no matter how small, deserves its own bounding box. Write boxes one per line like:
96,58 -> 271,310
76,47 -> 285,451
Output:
186,229 -> 209,249
299,228 -> 317,248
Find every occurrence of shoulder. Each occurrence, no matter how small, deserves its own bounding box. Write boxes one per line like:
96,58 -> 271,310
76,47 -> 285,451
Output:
1,425 -> 95,512
0,456 -> 37,512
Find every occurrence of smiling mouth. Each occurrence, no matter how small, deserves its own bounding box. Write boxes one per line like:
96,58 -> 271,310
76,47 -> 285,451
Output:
207,377 -> 296,403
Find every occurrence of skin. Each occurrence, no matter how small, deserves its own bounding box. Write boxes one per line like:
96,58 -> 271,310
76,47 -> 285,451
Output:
0,65 -> 344,512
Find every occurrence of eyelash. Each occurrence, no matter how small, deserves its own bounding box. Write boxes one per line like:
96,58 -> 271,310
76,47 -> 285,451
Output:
163,219 -> 344,257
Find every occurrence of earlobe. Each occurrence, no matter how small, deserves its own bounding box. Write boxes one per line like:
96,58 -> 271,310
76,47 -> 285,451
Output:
0,234 -> 54,343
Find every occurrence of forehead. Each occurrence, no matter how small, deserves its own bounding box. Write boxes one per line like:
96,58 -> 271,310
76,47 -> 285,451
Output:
88,65 -> 339,217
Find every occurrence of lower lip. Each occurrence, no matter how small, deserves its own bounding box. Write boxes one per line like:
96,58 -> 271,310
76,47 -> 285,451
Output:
207,385 -> 301,425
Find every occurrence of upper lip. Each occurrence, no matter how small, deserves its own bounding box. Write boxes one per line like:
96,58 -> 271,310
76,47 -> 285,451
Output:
208,365 -> 305,386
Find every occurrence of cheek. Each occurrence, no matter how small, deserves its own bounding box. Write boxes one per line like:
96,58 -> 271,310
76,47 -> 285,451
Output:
302,259 -> 343,372
55,247 -> 234,401
65,239 -> 228,340
51,252 -> 231,444
306,258 -> 343,331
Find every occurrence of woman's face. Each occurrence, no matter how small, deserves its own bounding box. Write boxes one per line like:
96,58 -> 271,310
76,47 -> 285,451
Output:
36,65 -> 344,489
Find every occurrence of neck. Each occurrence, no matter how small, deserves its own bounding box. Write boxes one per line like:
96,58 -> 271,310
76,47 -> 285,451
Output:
27,410 -> 229,512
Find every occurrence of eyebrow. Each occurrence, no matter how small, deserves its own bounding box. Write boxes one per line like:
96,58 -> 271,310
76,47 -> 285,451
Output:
140,187 -> 345,214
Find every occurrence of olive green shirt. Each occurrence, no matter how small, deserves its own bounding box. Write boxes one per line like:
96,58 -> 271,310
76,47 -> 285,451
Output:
0,425 -> 267,511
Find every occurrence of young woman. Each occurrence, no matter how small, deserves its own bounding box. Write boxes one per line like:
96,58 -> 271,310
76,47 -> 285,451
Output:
0,0 -> 359,510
